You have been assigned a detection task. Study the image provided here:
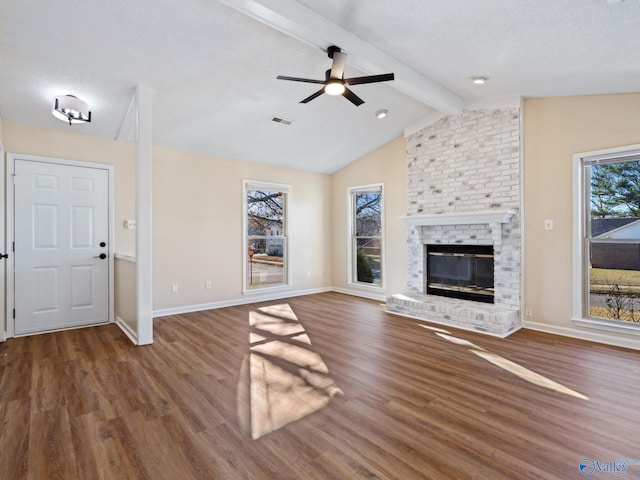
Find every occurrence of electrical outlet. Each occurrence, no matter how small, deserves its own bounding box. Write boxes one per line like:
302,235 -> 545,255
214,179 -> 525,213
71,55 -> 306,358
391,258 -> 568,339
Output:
171,283 -> 178,293
123,219 -> 136,230
544,219 -> 553,231
205,280 -> 212,289
525,306 -> 532,317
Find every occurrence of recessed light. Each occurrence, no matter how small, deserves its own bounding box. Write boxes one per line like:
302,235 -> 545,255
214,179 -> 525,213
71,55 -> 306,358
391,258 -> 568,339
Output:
471,76 -> 488,85
375,109 -> 388,119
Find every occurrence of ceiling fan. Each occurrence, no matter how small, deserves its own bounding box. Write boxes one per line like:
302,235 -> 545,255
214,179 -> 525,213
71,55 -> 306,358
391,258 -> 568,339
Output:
277,46 -> 394,106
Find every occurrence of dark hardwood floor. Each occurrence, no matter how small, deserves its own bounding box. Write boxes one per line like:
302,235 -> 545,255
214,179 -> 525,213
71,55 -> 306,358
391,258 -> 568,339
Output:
1,292 -> 639,479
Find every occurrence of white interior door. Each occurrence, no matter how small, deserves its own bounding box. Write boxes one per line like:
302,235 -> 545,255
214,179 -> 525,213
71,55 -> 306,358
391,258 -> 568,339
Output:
14,158 -> 110,335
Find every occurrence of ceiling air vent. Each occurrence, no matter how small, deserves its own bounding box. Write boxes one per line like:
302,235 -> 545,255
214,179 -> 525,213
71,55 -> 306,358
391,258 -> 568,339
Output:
270,116 -> 293,126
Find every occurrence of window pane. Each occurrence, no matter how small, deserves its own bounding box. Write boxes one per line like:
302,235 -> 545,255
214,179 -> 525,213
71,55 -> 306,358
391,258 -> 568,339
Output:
247,189 -> 284,236
352,188 -> 382,286
588,248 -> 640,323
355,192 -> 381,237
356,237 -> 381,285
590,160 -> 640,220
587,159 -> 640,323
247,239 -> 285,287
245,185 -> 287,289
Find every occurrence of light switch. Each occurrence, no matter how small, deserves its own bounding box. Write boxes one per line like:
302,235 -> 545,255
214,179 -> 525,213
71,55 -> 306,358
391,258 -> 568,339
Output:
123,219 -> 136,230
544,219 -> 553,230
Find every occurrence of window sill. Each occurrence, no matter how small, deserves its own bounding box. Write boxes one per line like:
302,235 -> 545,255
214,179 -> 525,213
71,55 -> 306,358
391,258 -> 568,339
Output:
572,316 -> 640,336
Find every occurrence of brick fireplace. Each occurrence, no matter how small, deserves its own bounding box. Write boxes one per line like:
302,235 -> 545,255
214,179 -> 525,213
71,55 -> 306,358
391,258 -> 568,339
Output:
386,109 -> 522,337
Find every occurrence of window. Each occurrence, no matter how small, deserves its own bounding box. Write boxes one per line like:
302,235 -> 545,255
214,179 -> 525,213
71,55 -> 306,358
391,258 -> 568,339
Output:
349,184 -> 384,288
574,146 -> 640,327
244,181 -> 290,291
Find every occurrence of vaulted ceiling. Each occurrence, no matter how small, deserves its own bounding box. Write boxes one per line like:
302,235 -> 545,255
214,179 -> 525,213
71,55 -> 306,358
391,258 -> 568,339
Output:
1,0 -> 638,173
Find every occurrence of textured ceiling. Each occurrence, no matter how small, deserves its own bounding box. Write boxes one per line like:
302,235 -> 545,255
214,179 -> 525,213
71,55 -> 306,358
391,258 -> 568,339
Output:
1,0 -> 638,173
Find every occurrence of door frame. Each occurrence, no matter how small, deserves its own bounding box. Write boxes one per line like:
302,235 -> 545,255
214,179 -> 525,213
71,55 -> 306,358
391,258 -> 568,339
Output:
0,143 -> 4,343
6,153 -> 115,338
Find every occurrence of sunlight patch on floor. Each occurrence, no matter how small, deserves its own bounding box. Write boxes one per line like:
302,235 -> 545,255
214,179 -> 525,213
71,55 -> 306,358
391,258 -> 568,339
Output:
418,324 -> 452,334
237,303 -> 343,440
471,350 -> 589,400
425,328 -> 589,401
435,332 -> 485,350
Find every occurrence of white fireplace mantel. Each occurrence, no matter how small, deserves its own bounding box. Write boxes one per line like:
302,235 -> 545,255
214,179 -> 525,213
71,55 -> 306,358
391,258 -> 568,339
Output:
402,209 -> 517,246
402,209 -> 516,226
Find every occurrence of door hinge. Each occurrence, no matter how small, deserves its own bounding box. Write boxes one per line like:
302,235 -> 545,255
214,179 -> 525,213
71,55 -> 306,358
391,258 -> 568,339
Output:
12,242 -> 15,252
13,309 -> 15,319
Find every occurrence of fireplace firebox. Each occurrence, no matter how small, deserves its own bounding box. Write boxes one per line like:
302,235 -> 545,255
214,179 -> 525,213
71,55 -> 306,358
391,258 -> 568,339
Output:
425,244 -> 494,303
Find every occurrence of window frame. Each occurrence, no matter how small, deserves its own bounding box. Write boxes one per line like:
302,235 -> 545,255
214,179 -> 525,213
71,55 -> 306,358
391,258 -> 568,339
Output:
242,180 -> 291,294
347,183 -> 385,291
572,144 -> 640,334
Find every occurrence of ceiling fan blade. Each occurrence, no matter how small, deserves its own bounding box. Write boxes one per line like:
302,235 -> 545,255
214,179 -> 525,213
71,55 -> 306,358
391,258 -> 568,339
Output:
330,51 -> 347,79
277,75 -> 326,84
342,87 -> 364,106
345,73 -> 395,86
300,88 -> 326,104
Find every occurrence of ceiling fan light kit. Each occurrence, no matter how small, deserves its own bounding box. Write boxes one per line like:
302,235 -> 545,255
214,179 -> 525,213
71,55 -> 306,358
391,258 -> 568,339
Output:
325,82 -> 346,96
277,46 -> 394,106
52,94 -> 92,125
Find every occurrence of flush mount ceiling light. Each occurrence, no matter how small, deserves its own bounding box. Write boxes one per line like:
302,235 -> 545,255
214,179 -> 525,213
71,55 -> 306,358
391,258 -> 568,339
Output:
471,76 -> 488,85
52,95 -> 92,125
375,109 -> 388,119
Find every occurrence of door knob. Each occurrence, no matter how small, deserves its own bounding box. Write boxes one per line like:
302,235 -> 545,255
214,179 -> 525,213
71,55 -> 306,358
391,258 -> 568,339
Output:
93,253 -> 107,259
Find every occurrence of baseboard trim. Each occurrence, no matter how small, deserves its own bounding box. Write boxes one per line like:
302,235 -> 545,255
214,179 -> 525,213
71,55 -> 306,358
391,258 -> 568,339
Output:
116,315 -> 139,345
524,320 -> 640,351
152,287 -> 333,318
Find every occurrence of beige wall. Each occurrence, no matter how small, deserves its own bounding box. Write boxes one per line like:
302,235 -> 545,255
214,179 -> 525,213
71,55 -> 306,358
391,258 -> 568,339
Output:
330,137 -> 407,298
152,144 -> 332,310
523,93 -> 640,343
